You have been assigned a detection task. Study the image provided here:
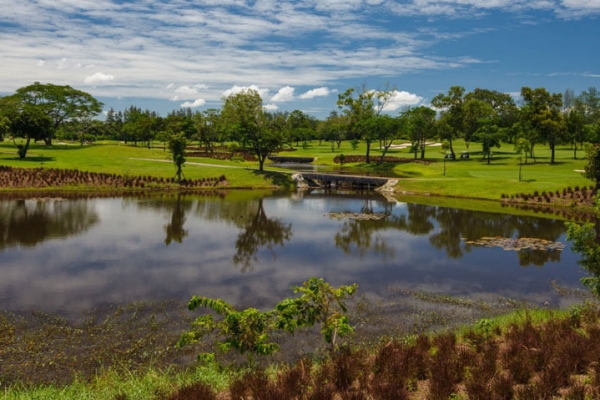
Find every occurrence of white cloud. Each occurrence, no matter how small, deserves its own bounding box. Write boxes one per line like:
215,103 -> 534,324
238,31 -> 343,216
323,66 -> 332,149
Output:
222,85 -> 270,99
173,84 -> 209,99
180,98 -> 206,108
382,90 -> 424,112
84,72 -> 115,84
263,103 -> 278,111
299,87 -> 332,99
271,86 -> 295,102
1,0 -> 598,116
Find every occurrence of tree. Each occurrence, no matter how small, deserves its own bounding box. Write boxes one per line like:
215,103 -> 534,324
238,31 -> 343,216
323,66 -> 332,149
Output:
404,106 -> 436,159
177,277 -> 358,362
337,87 -> 393,163
573,87 -> 600,125
474,121 -> 503,165
583,144 -> 600,189
0,116 -> 10,141
318,111 -> 346,151
11,82 -> 103,145
520,87 -> 565,164
567,192 -> 600,298
121,106 -> 159,147
566,109 -> 585,159
463,98 -> 495,148
168,132 -> 187,183
11,106 -> 53,158
431,86 -> 467,158
275,277 -> 358,348
221,89 -> 284,171
195,109 -> 221,153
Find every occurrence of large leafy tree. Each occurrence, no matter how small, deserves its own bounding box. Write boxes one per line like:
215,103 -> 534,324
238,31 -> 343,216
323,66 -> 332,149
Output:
11,106 -> 54,158
337,87 -> 393,163
404,106 -> 436,159
520,87 -> 565,164
431,86 -> 466,158
10,82 -> 103,145
221,89 -> 284,171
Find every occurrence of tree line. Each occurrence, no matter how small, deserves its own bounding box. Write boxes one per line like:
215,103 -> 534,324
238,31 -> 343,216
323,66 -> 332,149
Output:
1,82 -> 600,170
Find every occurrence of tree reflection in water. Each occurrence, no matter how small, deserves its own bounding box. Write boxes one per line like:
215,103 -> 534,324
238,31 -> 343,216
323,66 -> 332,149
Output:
234,199 -> 292,272
330,197 -> 567,267
0,198 -> 99,249
164,194 -> 189,246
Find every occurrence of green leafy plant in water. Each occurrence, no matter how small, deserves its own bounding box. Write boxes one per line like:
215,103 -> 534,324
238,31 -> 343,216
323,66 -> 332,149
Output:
275,277 -> 358,348
178,277 -> 359,362
177,297 -> 278,363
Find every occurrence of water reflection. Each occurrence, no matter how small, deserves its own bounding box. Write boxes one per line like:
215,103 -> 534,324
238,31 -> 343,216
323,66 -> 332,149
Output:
234,199 -> 292,272
164,194 -> 189,246
0,198 -> 99,249
0,191 -> 584,315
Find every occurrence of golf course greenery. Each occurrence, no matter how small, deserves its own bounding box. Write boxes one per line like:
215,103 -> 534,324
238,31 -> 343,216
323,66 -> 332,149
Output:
0,139 -> 593,206
2,82 -> 600,398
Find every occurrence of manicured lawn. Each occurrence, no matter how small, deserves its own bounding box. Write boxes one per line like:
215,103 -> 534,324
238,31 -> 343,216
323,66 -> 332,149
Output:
0,139 -> 593,200
289,141 -> 591,201
0,141 -> 292,190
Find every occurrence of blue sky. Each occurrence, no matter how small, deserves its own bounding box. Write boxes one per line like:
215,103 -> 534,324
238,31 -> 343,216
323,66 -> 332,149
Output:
1,0 -> 599,119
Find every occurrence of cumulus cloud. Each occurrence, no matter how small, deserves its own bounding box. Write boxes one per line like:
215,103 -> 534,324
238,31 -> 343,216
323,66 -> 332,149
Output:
174,84 -> 209,97
2,0 -> 598,116
180,98 -> 206,108
263,103 -> 278,111
84,72 -> 115,84
271,86 -> 295,102
382,90 -> 424,112
222,85 -> 270,99
299,87 -> 332,99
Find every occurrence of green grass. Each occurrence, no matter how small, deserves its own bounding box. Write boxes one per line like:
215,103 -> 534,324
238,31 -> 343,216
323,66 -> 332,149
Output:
287,140 -> 591,201
1,364 -> 232,400
0,139 -> 593,201
0,141 -> 293,190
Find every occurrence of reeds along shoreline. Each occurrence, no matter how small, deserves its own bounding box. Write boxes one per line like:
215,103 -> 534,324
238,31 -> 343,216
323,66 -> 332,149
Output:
0,166 -> 227,189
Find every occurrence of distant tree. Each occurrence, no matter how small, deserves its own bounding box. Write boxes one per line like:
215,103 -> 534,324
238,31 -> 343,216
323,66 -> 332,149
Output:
122,106 -> 160,147
194,108 -> 221,153
514,137 -> 531,165
431,86 -> 467,158
463,98 -> 495,148
566,109 -> 585,159
318,111 -> 345,151
474,121 -> 503,165
584,144 -> 600,189
11,106 -> 53,158
337,87 -> 394,163
520,87 -> 565,164
10,82 -> 103,145
0,116 -> 10,141
168,132 -> 187,183
221,89 -> 284,171
403,106 -> 436,159
574,87 -> 600,125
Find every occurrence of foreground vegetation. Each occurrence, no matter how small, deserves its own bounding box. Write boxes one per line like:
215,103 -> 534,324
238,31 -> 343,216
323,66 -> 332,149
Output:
4,298 -> 600,399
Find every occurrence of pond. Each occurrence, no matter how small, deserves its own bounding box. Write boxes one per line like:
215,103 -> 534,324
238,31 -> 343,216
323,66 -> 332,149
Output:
0,190 -> 587,317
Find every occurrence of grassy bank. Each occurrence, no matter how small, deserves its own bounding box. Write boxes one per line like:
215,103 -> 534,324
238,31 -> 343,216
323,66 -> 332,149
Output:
1,140 -> 592,201
0,141 -> 293,190
3,298 -> 599,399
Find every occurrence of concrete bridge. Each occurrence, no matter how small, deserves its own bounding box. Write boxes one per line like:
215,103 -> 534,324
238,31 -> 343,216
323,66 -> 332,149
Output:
295,173 -> 390,190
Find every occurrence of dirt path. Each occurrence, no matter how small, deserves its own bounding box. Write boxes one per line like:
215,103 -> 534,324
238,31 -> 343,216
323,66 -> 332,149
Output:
129,157 -> 248,169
